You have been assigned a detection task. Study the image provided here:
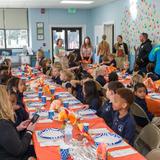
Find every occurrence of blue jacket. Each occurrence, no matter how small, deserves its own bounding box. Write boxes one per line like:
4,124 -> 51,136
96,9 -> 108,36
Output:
149,45 -> 160,76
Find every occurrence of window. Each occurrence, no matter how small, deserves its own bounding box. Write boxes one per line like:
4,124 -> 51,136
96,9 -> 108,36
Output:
0,30 -> 5,49
0,9 -> 28,49
6,30 -> 28,48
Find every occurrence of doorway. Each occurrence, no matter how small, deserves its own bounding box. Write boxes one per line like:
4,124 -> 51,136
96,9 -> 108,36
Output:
51,27 -> 82,59
104,24 -> 114,53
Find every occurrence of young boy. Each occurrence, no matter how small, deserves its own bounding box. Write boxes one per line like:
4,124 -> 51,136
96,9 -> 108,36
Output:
107,54 -> 117,67
134,83 -> 153,127
51,63 -> 62,85
111,88 -> 136,145
99,81 -> 124,127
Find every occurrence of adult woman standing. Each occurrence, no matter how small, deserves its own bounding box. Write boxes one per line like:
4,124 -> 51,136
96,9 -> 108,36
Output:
80,36 -> 93,63
113,35 -> 129,70
0,85 -> 36,160
54,38 -> 65,63
97,34 -> 110,63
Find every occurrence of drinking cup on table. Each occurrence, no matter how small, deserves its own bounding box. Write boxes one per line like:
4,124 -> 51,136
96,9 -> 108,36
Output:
50,88 -> 55,94
41,96 -> 47,103
63,102 -> 69,108
38,91 -> 43,98
83,123 -> 89,132
48,110 -> 54,120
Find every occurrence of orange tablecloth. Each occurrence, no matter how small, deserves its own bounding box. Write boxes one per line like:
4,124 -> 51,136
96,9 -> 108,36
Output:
24,76 -> 146,160
146,96 -> 160,116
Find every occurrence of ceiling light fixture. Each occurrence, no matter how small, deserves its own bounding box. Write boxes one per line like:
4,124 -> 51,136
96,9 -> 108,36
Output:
61,0 -> 94,4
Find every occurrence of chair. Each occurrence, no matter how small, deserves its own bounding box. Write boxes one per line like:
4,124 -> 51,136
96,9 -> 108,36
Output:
130,102 -> 151,133
145,148 -> 160,160
134,123 -> 160,156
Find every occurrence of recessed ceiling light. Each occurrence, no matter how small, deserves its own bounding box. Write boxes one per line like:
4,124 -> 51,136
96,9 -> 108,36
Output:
61,1 -> 94,4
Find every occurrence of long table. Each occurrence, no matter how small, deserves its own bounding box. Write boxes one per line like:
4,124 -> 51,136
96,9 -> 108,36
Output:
22,74 -> 146,160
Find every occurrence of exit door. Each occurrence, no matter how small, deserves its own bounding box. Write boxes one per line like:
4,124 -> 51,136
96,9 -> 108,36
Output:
51,27 -> 82,59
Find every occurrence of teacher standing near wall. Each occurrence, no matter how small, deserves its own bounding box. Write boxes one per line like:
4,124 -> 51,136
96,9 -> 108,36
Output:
54,38 -> 65,63
135,33 -> 152,73
80,36 -> 93,63
97,34 -> 110,63
113,35 -> 129,70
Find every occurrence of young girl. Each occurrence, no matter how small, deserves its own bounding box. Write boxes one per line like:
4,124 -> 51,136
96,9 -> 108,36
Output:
51,63 -> 62,85
41,58 -> 51,75
2,58 -> 12,76
60,70 -> 75,93
35,49 -> 45,68
83,80 -> 102,113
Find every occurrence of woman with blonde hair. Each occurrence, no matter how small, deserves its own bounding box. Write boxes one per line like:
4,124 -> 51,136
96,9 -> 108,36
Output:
0,85 -> 36,160
97,34 -> 110,63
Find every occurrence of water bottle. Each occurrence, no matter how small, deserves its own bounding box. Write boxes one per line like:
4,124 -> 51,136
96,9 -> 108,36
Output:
64,122 -> 73,144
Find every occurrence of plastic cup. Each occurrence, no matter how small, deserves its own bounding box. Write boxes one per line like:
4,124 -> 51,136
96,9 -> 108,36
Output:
60,144 -> 70,160
63,102 -> 69,108
41,96 -> 47,103
50,88 -> 55,94
38,91 -> 43,98
48,110 -> 54,120
83,123 -> 89,132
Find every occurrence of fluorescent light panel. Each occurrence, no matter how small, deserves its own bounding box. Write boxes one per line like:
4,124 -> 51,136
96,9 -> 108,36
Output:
61,0 -> 94,4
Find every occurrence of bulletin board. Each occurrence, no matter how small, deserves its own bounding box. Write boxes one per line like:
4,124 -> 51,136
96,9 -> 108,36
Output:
121,0 -> 160,53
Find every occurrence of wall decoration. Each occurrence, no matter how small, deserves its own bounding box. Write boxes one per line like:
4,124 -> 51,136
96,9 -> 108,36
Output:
36,22 -> 44,40
121,0 -> 160,53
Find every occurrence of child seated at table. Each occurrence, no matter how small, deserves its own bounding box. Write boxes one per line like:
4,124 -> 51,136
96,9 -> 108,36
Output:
99,81 -> 124,127
41,58 -> 51,75
107,54 -> 117,67
146,63 -> 159,81
71,73 -> 93,102
130,74 -> 143,88
83,80 -> 102,112
108,72 -> 118,82
51,63 -> 62,85
60,69 -> 75,93
111,88 -> 136,145
134,83 -> 153,127
94,66 -> 106,87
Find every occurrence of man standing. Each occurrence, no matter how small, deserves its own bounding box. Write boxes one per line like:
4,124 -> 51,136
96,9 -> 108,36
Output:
135,33 -> 152,73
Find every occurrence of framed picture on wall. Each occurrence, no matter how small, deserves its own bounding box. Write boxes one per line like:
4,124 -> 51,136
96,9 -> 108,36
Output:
36,22 -> 44,40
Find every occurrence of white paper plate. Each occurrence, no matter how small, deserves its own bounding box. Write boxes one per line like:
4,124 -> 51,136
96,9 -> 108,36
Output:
25,93 -> 38,98
89,128 -> 109,135
38,128 -> 64,140
63,99 -> 81,105
94,132 -> 122,146
78,109 -> 96,116
27,102 -> 45,107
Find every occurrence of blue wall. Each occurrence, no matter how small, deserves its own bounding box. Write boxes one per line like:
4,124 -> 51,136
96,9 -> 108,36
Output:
28,8 -> 92,52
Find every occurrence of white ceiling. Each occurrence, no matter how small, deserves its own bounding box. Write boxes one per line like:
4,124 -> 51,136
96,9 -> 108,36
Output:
0,0 -> 117,9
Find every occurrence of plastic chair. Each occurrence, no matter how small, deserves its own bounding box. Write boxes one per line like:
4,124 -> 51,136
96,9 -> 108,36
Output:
145,148 -> 160,160
130,102 -> 151,133
134,123 -> 160,155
